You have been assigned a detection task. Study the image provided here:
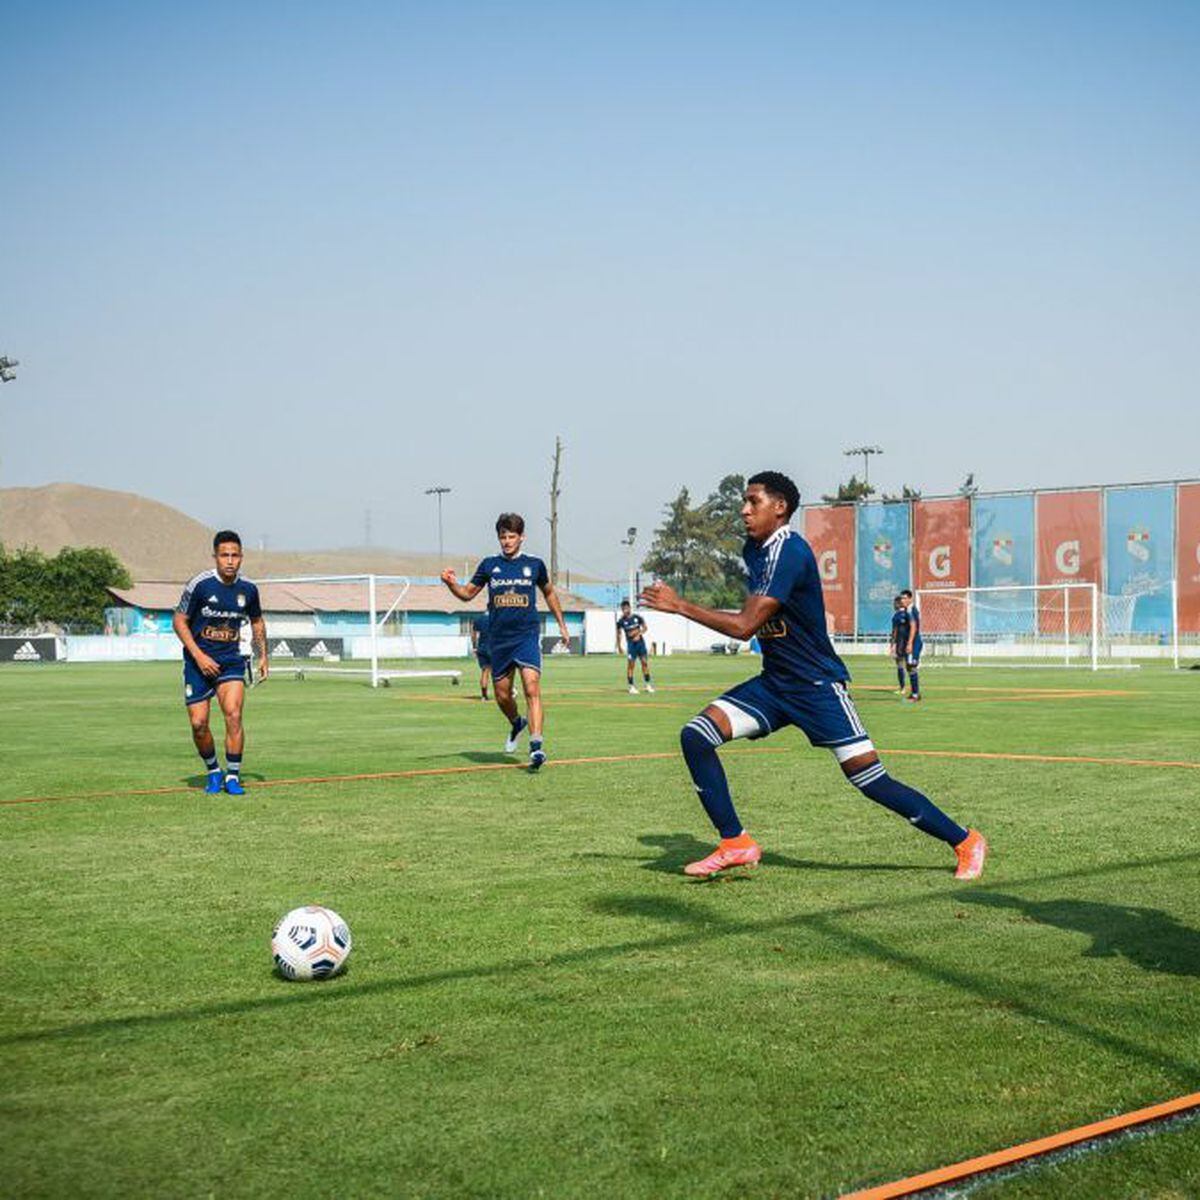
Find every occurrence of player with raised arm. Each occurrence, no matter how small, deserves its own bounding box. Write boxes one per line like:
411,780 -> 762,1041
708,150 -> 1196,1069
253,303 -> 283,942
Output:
172,531 -> 268,796
900,588 -> 923,702
471,611 -> 492,701
890,595 -> 911,695
642,472 -> 985,879
616,599 -> 655,694
441,513 -> 571,770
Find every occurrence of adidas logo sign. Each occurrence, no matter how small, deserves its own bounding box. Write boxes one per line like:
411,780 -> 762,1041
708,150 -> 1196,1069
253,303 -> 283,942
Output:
14,641 -> 41,661
309,641 -> 330,658
274,640 -> 294,658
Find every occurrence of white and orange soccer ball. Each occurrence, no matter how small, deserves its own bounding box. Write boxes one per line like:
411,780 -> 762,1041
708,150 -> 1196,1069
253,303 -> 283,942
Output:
271,905 -> 352,981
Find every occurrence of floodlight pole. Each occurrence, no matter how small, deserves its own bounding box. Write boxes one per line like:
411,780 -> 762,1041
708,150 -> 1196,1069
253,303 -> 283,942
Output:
843,445 -> 884,489
621,527 -> 637,609
425,486 -> 451,561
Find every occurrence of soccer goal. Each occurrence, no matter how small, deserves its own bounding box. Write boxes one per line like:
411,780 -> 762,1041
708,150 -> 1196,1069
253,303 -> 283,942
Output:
915,583 -> 1125,669
255,575 -> 462,687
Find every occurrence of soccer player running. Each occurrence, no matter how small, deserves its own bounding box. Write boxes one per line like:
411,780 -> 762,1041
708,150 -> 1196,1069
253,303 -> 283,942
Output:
616,599 -> 655,694
900,588 -> 923,702
172,531 -> 268,796
471,611 -> 492,701
441,513 -> 571,770
641,472 -> 985,879
890,595 -> 911,695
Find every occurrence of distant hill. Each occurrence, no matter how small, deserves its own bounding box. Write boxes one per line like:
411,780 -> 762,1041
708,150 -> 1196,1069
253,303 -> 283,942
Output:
0,483 -> 464,580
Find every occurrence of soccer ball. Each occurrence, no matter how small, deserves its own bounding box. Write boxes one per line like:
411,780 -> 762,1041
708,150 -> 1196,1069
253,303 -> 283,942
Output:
271,905 -> 352,981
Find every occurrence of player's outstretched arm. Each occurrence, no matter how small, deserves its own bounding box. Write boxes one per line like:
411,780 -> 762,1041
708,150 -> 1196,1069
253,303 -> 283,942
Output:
441,569 -> 482,604
640,581 -> 780,642
540,581 -> 572,644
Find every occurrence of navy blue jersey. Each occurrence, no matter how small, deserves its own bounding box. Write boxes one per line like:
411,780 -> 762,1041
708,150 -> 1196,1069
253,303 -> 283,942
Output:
891,608 -> 911,652
177,570 -> 261,663
471,553 -> 548,639
472,612 -> 492,652
906,603 -> 923,652
746,527 -> 848,687
616,612 -> 647,643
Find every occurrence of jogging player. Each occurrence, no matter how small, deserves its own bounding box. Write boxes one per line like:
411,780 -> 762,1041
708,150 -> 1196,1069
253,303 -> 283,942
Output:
616,599 -> 654,694
173,531 -> 268,795
441,513 -> 571,770
641,471 -> 985,879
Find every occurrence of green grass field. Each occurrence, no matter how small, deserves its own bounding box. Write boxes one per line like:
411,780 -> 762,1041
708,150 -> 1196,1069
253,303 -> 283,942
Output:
3,654 -> 1199,1198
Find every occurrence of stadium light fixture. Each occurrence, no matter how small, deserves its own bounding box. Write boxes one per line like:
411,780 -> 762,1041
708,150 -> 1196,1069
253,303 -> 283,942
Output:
843,445 -> 883,488
425,486 -> 451,561
0,356 -> 18,383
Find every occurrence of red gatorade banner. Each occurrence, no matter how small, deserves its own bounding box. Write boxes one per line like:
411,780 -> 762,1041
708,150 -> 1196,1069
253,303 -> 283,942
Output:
1036,490 -> 1102,586
912,498 -> 970,634
1177,483 -> 1200,635
803,506 -> 855,634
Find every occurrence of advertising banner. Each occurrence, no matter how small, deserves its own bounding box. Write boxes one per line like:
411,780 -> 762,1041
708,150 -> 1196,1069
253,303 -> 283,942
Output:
0,636 -> 63,662
1036,489 -> 1102,634
803,506 -> 856,634
912,498 -> 971,591
1177,483 -> 1200,636
1106,486 -> 1176,636
855,503 -> 912,635
268,637 -> 345,659
972,494 -> 1035,633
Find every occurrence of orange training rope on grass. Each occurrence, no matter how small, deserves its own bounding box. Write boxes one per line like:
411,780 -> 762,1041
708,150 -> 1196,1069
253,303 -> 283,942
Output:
840,1090 -> 1200,1199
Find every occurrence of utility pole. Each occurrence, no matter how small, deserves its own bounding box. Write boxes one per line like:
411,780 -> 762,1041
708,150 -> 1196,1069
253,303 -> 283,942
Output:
548,437 -> 563,585
621,527 -> 638,608
843,445 -> 884,490
425,486 -> 451,560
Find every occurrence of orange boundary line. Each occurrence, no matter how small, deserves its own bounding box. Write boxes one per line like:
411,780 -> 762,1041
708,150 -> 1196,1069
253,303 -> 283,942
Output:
3,744 -> 1198,808
840,1090 -> 1200,1198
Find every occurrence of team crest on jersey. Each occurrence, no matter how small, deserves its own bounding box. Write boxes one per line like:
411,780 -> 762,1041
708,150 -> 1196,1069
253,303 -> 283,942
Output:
992,535 -> 1014,566
523,566 -> 531,577
237,594 -> 245,607
1126,526 -> 1151,562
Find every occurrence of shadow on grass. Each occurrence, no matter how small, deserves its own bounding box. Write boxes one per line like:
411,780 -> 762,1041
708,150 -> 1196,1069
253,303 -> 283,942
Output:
611,832 -> 945,875
966,893 -> 1200,978
8,849 -> 1200,1086
414,751 -> 515,765
181,772 -> 267,789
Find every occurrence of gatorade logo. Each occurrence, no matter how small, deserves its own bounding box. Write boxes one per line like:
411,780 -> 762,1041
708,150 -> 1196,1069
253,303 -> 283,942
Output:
928,545 -> 951,579
818,550 -> 838,581
1055,540 -> 1081,576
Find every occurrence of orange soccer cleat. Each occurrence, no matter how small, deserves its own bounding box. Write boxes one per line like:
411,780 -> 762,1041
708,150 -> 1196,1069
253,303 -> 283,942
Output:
684,834 -> 762,878
954,829 -> 988,880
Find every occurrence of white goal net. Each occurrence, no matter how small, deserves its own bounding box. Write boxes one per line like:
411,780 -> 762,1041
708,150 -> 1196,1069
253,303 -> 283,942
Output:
254,575 -> 462,687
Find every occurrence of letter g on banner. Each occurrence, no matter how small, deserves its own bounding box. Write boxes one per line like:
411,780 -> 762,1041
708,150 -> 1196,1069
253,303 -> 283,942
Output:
928,545 -> 951,579
1055,540 -> 1081,575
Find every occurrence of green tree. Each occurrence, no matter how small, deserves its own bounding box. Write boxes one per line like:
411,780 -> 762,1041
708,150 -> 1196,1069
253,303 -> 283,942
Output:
699,473 -> 749,607
821,474 -> 875,504
881,484 -> 922,502
0,545 -> 131,632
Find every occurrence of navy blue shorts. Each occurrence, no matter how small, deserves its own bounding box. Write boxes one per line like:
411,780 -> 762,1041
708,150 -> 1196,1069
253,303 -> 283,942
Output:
905,636 -> 924,667
488,631 -> 542,678
626,640 -> 648,660
183,655 -> 247,706
714,674 -> 870,751
475,651 -> 491,670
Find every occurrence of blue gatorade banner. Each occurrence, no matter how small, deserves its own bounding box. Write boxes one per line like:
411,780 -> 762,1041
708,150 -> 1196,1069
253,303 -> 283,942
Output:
1105,485 -> 1175,635
972,494 -> 1035,633
855,503 -> 912,634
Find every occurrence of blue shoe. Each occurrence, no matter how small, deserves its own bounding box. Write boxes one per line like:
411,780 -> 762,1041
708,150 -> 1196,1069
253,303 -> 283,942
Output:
224,775 -> 246,796
504,717 -> 528,754
204,771 -> 224,794
529,747 -> 546,771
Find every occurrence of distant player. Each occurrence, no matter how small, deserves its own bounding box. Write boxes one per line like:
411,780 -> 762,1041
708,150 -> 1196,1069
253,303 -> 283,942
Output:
172,531 -> 268,796
642,471 -> 985,880
890,595 -> 911,695
441,513 -> 571,770
900,588 -> 923,702
471,611 -> 492,701
616,599 -> 655,694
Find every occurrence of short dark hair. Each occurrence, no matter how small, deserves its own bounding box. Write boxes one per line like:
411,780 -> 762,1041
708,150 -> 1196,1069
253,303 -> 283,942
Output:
747,470 -> 800,517
620,598 -> 631,608
900,589 -> 913,600
213,530 -> 242,551
496,513 -> 525,535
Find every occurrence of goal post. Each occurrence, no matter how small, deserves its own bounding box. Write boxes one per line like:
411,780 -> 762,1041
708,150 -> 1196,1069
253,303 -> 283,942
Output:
915,583 -> 1104,669
255,574 -> 462,687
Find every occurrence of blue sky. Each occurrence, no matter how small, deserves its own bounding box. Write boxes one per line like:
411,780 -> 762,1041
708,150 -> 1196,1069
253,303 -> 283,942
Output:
3,2 -> 1197,579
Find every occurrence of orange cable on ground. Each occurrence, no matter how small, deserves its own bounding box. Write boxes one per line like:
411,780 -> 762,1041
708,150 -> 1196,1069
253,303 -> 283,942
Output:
840,1090 -> 1200,1198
